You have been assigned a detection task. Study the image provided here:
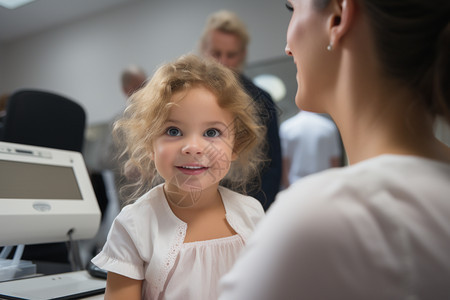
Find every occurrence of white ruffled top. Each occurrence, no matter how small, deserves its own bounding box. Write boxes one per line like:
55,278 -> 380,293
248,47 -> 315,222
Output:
91,184 -> 265,299
161,234 -> 244,300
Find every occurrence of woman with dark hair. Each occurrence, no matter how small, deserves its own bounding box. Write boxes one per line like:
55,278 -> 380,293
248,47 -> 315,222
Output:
219,0 -> 450,299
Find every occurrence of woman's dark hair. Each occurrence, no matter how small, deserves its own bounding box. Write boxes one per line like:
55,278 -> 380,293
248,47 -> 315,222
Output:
361,0 -> 450,122
316,0 -> 450,122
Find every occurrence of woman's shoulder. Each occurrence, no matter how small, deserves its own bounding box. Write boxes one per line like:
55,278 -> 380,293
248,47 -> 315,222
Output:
262,155 -> 450,267
278,154 -> 450,212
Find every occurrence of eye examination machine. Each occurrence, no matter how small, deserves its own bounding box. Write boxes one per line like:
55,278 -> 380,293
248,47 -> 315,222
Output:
0,141 -> 105,299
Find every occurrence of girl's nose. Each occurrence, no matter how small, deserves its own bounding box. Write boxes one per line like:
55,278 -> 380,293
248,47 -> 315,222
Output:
182,136 -> 203,155
285,44 -> 292,56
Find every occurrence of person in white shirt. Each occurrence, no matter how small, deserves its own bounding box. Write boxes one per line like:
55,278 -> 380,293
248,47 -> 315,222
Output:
92,54 -> 266,299
219,0 -> 450,299
279,110 -> 342,188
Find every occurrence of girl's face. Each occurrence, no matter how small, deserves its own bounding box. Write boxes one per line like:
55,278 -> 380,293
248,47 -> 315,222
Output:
285,0 -> 333,112
153,86 -> 236,199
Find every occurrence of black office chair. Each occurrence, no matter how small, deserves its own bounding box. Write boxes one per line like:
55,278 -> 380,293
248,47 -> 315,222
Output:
1,89 -> 86,273
2,89 -> 86,152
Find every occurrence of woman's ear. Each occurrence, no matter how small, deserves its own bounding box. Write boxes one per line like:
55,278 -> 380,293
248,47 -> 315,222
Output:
327,0 -> 356,49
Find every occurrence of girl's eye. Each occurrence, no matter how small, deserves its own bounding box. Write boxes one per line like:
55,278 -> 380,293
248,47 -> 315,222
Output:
285,2 -> 293,12
204,128 -> 220,138
166,127 -> 181,136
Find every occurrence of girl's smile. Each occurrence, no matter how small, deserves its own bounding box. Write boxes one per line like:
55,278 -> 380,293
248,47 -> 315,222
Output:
176,164 -> 209,176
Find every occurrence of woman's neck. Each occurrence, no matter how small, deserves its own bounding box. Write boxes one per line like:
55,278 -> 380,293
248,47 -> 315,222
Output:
332,79 -> 450,165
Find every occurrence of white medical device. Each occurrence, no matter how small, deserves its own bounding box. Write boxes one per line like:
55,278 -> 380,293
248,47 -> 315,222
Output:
0,141 -> 101,246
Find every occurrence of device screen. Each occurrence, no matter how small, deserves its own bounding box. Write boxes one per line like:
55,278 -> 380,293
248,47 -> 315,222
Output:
0,160 -> 82,200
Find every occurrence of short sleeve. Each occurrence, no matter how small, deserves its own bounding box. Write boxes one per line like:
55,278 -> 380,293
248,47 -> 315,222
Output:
91,212 -> 146,280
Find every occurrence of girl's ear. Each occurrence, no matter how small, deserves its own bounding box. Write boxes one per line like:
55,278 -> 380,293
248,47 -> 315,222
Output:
327,0 -> 357,49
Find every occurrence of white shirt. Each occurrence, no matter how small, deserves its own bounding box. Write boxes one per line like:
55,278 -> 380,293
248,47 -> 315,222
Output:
163,235 -> 244,300
279,111 -> 341,184
219,155 -> 450,300
92,184 -> 264,299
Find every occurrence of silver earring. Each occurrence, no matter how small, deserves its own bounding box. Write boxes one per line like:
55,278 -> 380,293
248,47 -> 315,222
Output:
327,43 -> 333,51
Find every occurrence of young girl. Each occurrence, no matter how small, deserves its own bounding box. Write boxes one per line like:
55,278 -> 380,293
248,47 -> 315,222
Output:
91,54 -> 266,299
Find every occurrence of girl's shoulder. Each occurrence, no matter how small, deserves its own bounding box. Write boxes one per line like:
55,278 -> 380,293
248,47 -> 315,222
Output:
219,186 -> 265,240
121,185 -> 162,210
218,186 -> 264,213
117,184 -> 180,226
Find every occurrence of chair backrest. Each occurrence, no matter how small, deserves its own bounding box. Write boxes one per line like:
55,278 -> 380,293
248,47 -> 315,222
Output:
2,89 -> 86,152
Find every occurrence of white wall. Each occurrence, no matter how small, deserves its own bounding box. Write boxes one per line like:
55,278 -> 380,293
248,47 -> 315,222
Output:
0,0 -> 291,125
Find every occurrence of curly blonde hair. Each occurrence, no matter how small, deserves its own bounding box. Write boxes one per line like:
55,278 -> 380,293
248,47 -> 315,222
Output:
114,54 -> 266,203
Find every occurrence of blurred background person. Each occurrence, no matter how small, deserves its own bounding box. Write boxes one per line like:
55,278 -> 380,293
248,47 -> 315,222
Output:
99,64 -> 148,206
0,93 -> 8,119
279,110 -> 342,189
199,10 -> 282,210
0,93 -> 9,139
121,65 -> 148,98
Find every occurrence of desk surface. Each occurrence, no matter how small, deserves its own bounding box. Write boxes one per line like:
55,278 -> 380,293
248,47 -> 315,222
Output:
0,270 -> 105,300
81,294 -> 104,299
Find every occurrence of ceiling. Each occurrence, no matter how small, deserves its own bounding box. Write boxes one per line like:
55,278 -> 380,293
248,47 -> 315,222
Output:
0,0 -> 139,43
